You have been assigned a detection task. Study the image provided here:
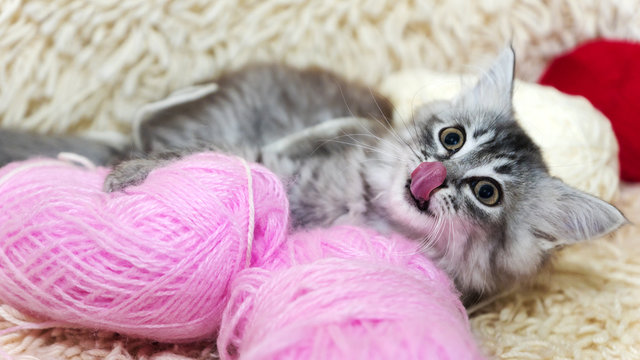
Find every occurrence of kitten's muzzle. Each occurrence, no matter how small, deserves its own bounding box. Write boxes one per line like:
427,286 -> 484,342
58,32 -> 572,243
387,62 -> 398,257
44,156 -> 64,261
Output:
409,161 -> 447,202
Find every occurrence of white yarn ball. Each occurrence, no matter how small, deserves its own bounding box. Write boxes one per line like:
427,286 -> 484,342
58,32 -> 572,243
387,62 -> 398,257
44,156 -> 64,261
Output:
379,70 -> 620,202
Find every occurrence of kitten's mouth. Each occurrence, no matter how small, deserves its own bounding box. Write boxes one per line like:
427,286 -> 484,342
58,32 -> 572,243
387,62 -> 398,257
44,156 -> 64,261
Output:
405,179 -> 432,214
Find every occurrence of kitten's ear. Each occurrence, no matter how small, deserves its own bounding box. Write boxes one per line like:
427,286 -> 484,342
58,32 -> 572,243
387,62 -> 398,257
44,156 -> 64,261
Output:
530,178 -> 627,249
458,47 -> 515,113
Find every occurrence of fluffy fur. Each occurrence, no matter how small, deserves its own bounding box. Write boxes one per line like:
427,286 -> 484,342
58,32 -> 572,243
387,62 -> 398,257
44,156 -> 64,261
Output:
99,48 -> 625,303
368,49 -> 626,301
0,49 -> 626,303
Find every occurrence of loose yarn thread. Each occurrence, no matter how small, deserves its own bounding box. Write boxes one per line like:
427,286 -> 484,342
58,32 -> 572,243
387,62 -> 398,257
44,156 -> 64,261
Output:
241,157 -> 256,268
56,152 -> 98,170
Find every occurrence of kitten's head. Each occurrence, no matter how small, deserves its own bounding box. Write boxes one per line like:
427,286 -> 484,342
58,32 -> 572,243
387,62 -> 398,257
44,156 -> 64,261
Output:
368,47 -> 626,304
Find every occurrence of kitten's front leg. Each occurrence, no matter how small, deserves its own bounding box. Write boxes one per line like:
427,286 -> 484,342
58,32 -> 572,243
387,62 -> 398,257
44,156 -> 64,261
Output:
103,150 -> 187,192
104,117 -> 380,192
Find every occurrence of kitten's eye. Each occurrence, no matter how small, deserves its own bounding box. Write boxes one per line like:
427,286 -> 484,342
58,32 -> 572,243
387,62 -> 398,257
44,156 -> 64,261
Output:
439,127 -> 465,152
472,179 -> 501,206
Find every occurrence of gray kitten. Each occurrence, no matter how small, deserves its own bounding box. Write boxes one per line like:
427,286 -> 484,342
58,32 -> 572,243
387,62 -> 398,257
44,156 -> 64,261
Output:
0,48 -> 626,305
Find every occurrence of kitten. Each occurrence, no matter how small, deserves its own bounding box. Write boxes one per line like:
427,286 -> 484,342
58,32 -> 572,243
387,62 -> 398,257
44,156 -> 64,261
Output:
0,48 -> 626,305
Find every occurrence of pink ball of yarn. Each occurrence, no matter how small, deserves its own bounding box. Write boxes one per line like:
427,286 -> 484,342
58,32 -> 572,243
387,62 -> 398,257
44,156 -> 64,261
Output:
218,226 -> 485,360
0,153 -> 289,342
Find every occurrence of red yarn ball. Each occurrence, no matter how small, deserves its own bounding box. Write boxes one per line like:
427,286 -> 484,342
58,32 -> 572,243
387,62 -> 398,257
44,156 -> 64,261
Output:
539,39 -> 640,182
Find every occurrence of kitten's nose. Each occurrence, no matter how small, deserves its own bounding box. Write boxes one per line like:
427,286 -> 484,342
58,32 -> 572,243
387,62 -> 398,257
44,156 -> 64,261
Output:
410,161 -> 447,201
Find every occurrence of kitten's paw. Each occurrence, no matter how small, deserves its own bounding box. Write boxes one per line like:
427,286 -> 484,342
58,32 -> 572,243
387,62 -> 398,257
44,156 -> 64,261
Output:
103,159 -> 161,192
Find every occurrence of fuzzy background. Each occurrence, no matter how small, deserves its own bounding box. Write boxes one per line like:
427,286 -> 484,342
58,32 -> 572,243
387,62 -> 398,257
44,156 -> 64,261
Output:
1,0 -> 639,359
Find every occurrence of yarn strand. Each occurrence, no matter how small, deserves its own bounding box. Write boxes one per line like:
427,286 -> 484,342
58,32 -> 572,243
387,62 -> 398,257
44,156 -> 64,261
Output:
57,152 -> 97,170
241,157 -> 255,268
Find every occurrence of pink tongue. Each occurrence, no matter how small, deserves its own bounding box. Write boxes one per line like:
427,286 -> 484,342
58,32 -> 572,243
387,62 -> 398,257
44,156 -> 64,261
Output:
410,162 -> 447,201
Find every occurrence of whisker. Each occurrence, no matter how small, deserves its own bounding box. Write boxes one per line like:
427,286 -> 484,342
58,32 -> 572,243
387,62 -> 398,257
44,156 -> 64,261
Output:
333,81 -> 421,162
330,132 -> 405,154
314,138 -> 406,162
364,87 -> 423,161
446,217 -> 457,266
397,92 -> 428,161
321,134 -> 408,159
418,214 -> 444,254
322,86 -> 418,163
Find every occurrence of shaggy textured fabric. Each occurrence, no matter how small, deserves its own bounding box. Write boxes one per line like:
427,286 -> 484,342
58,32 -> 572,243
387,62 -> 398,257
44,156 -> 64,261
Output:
1,0 -> 639,138
1,0 -> 640,359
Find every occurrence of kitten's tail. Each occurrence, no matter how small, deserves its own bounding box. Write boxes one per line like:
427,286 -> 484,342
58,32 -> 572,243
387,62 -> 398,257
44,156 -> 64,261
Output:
0,129 -> 126,167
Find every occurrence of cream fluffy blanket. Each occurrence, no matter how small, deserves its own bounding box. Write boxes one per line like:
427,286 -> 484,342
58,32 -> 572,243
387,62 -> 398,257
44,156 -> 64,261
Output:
1,1 -> 639,359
